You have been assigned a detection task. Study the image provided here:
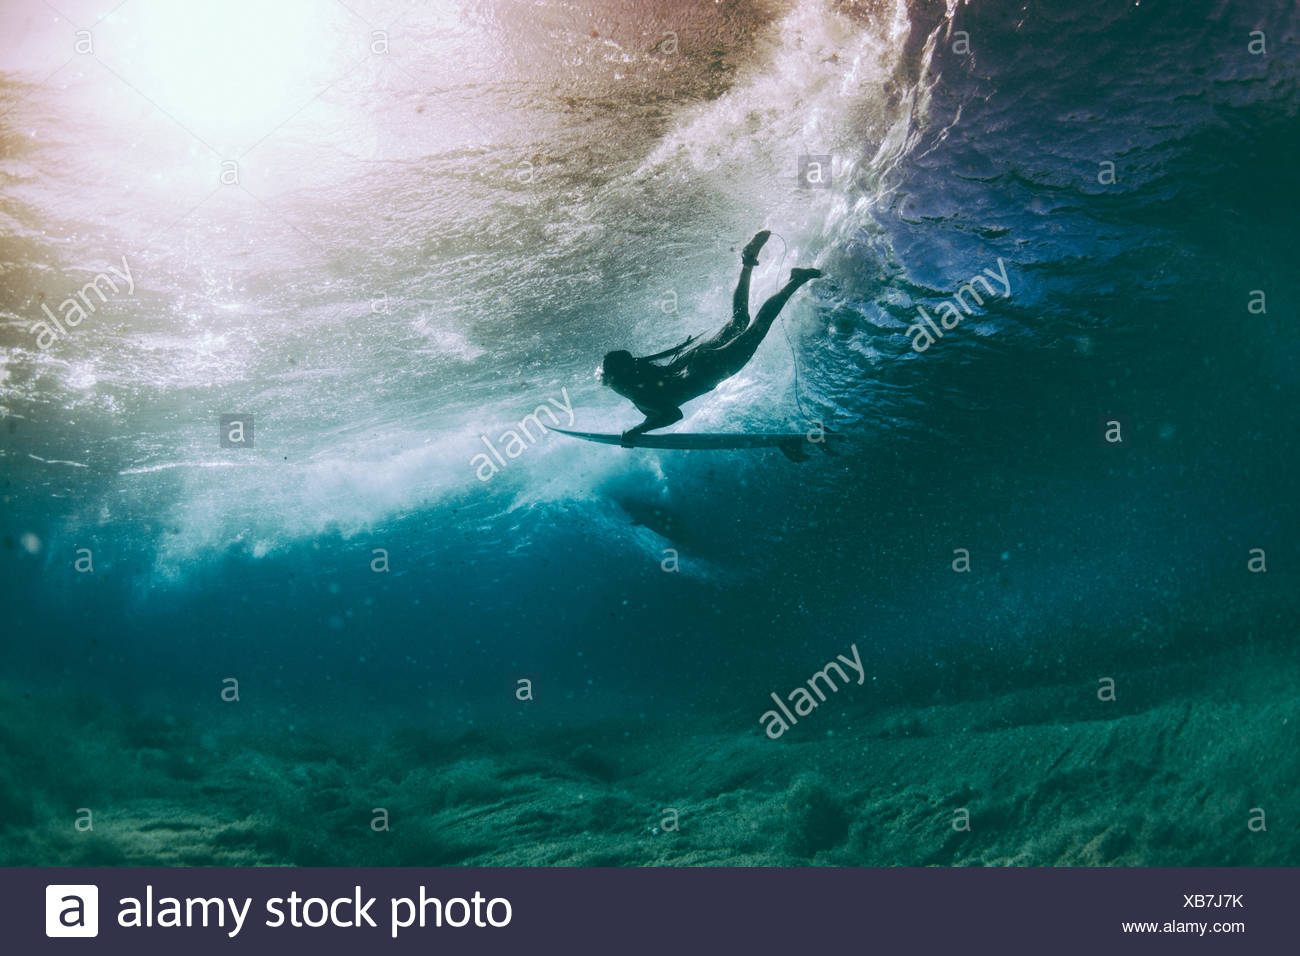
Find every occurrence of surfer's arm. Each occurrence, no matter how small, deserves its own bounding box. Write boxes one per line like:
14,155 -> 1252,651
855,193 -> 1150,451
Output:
621,406 -> 684,445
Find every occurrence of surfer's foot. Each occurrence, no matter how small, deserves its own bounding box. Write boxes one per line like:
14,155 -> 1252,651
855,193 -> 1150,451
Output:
741,230 -> 771,267
790,267 -> 823,283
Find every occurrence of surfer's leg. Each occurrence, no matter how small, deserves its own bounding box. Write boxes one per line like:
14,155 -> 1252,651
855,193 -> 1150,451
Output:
750,267 -> 822,337
730,262 -> 752,328
741,229 -> 772,269
696,269 -> 816,382
706,268 -> 822,377
719,231 -> 772,340
735,231 -> 771,314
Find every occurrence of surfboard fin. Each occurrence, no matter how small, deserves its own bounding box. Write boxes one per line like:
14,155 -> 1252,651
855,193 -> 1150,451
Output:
779,439 -> 811,463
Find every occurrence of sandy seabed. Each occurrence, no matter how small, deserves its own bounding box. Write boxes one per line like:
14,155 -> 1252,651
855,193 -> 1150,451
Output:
3,640 -> 1295,868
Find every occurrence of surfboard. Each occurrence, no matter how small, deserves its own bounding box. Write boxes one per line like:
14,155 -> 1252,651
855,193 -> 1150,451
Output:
552,427 -> 832,455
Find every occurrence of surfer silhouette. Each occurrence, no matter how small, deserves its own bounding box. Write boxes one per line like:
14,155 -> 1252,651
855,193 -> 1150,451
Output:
598,230 -> 822,443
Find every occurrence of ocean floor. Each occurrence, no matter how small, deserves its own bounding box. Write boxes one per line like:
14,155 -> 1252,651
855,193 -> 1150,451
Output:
3,639 -> 1296,867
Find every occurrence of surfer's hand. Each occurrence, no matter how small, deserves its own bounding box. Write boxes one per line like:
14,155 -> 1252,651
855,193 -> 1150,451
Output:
619,430 -> 636,447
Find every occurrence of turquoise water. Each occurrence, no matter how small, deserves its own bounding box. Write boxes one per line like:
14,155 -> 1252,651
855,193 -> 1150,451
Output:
1,0 -> 1297,865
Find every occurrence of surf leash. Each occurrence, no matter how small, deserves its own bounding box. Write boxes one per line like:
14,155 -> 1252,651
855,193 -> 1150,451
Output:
769,231 -> 815,426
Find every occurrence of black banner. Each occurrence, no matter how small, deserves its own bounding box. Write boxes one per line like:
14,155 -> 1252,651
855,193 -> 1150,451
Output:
10,867 -> 1292,953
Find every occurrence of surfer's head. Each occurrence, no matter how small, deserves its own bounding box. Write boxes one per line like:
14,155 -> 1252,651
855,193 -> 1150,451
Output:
598,350 -> 636,389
